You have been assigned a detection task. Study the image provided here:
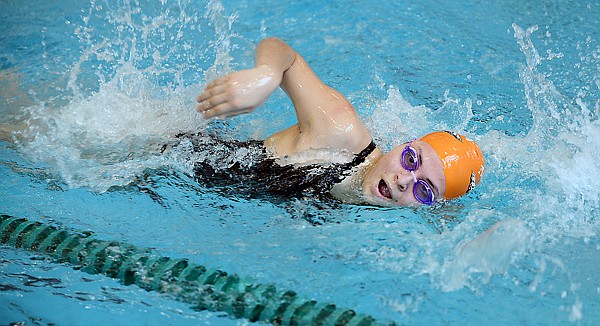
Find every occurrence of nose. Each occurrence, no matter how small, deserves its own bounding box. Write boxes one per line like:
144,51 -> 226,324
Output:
395,171 -> 416,192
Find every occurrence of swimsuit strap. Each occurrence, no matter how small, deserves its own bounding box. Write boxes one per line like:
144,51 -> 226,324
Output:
307,140 -> 377,196
348,140 -> 377,167
338,140 -> 377,178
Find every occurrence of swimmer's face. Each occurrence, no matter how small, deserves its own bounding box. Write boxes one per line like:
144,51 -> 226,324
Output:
362,140 -> 446,206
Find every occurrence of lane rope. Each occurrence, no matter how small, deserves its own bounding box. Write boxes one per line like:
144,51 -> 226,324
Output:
0,214 -> 395,326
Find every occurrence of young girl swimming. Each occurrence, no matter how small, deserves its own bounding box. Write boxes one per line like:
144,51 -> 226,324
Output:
196,37 -> 484,206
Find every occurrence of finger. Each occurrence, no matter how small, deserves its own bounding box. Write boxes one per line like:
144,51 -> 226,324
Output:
202,102 -> 235,119
197,92 -> 230,113
197,88 -> 213,103
197,83 -> 228,103
201,103 -> 255,119
204,76 -> 229,92
197,97 -> 219,112
206,77 -> 226,89
206,92 -> 230,107
196,99 -> 210,112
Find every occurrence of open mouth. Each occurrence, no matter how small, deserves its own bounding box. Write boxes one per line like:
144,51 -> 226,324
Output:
378,179 -> 392,199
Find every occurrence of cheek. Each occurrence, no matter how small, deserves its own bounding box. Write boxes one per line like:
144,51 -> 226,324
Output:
370,157 -> 392,178
392,191 -> 419,206
401,194 -> 418,205
382,154 -> 401,172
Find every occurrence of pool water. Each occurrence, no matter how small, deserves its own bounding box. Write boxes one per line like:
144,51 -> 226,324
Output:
1,0 -> 599,325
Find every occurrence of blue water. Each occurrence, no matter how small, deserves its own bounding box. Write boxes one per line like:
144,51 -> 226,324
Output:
1,0 -> 599,325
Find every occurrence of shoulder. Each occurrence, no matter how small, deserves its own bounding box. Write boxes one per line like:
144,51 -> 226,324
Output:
305,97 -> 373,153
265,116 -> 372,158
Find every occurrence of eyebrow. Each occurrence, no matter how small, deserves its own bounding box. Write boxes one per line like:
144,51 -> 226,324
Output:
418,147 -> 440,198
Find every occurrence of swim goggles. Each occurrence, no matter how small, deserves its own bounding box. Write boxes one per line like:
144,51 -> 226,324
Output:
400,142 -> 436,205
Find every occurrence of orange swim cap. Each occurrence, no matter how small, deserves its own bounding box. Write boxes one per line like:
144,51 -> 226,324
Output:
420,131 -> 484,199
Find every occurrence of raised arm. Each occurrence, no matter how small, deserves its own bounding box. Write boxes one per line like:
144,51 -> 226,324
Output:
197,37 -> 295,119
197,37 -> 370,152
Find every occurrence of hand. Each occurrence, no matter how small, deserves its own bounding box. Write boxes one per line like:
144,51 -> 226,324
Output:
196,65 -> 280,119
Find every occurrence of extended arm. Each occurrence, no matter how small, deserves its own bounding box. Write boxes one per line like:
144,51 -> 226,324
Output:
197,37 -> 295,119
197,37 -> 370,153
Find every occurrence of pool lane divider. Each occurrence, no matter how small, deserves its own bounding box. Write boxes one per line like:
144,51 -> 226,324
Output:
0,214 -> 396,326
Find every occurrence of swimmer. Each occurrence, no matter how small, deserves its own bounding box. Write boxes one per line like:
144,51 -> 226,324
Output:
196,37 -> 484,206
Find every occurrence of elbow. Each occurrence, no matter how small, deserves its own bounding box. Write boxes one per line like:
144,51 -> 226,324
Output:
260,36 -> 287,47
257,37 -> 296,70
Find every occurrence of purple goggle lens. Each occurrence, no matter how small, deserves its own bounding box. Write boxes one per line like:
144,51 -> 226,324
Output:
401,144 -> 435,205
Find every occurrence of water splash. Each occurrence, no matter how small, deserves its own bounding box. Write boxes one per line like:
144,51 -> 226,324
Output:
364,23 -> 600,302
202,0 -> 240,82
14,0 -> 241,191
6,2 -> 599,312
512,24 -> 600,235
366,86 -> 433,150
442,24 -> 599,293
440,218 -> 532,291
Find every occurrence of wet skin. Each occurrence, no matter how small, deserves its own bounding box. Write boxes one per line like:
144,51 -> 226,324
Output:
361,140 -> 446,206
196,37 -> 447,207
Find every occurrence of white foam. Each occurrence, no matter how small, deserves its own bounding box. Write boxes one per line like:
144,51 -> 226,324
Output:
6,2 -> 600,302
366,86 -> 433,149
363,24 -> 600,294
14,0 -> 241,192
440,218 -> 532,291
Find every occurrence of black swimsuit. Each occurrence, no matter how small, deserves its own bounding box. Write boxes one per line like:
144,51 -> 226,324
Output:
185,133 -> 376,200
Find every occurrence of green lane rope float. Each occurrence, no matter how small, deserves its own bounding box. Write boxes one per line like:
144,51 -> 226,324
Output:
1,215 -> 395,326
